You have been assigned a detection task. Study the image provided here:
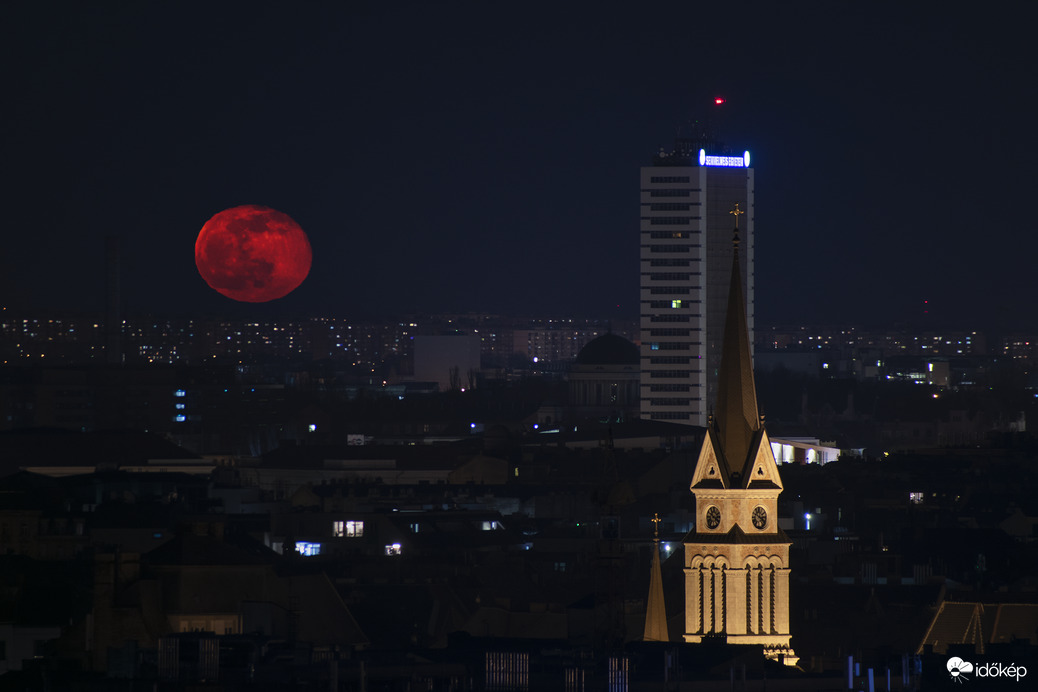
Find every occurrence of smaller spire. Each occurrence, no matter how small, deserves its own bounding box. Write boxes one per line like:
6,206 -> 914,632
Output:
643,512 -> 669,642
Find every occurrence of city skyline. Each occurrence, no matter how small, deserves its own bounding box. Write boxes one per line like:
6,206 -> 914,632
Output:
4,3 -> 1037,331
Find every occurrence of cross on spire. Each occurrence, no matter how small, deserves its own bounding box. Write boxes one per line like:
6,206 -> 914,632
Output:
729,203 -> 745,228
651,512 -> 661,539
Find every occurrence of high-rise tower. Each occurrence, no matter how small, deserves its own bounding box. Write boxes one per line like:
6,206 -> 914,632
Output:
682,227 -> 795,664
639,135 -> 753,426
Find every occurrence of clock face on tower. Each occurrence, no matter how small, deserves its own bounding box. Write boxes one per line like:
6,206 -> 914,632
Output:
751,506 -> 768,530
706,506 -> 721,530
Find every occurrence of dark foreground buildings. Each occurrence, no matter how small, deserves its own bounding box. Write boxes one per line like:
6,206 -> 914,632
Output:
1,365 -> 1038,689
1,315 -> 1037,687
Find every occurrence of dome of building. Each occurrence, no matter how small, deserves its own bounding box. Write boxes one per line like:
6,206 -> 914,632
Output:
575,333 -> 639,366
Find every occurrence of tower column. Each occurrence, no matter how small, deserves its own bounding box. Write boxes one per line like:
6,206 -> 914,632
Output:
748,567 -> 760,634
773,568 -> 791,635
719,567 -> 727,632
685,567 -> 701,635
725,567 -> 747,635
702,567 -> 714,633
762,566 -> 773,633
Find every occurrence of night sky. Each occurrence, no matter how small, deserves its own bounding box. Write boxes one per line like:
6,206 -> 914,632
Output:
4,2 -> 1036,329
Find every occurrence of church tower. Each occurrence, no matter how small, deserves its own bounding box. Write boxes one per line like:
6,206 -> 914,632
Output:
682,208 -> 795,664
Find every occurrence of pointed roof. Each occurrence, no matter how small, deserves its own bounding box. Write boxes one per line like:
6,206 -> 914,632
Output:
643,539 -> 668,642
712,227 -> 760,476
689,428 -> 730,489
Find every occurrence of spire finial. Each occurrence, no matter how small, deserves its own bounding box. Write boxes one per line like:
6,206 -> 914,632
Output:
651,512 -> 661,540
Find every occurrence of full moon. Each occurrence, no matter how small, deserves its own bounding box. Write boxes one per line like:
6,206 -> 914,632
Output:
195,205 -> 312,303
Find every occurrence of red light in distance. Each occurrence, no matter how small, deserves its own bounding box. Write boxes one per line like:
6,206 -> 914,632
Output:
714,97 -> 725,105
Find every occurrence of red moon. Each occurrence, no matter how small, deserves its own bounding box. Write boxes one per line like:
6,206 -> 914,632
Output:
195,205 -> 312,303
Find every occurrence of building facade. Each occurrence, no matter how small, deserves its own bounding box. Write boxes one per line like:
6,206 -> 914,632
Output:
639,140 -> 754,426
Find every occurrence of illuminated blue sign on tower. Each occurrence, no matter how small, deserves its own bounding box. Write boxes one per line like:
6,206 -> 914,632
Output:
699,149 -> 751,168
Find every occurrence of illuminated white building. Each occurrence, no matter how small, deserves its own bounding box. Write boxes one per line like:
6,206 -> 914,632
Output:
640,138 -> 754,426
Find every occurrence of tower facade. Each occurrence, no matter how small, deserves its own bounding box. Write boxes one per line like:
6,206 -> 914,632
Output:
682,229 -> 795,663
639,140 -> 754,427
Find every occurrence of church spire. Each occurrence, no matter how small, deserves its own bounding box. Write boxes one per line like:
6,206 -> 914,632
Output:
683,202 -> 794,662
643,513 -> 668,641
712,203 -> 760,472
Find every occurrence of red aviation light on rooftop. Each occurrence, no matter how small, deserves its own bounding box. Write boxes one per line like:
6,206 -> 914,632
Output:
714,97 -> 725,105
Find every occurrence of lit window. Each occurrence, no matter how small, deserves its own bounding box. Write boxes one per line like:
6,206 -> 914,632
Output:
385,543 -> 402,556
481,521 -> 501,531
345,520 -> 363,537
174,389 -> 186,397
295,541 -> 321,556
671,299 -> 682,308
175,403 -> 186,409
